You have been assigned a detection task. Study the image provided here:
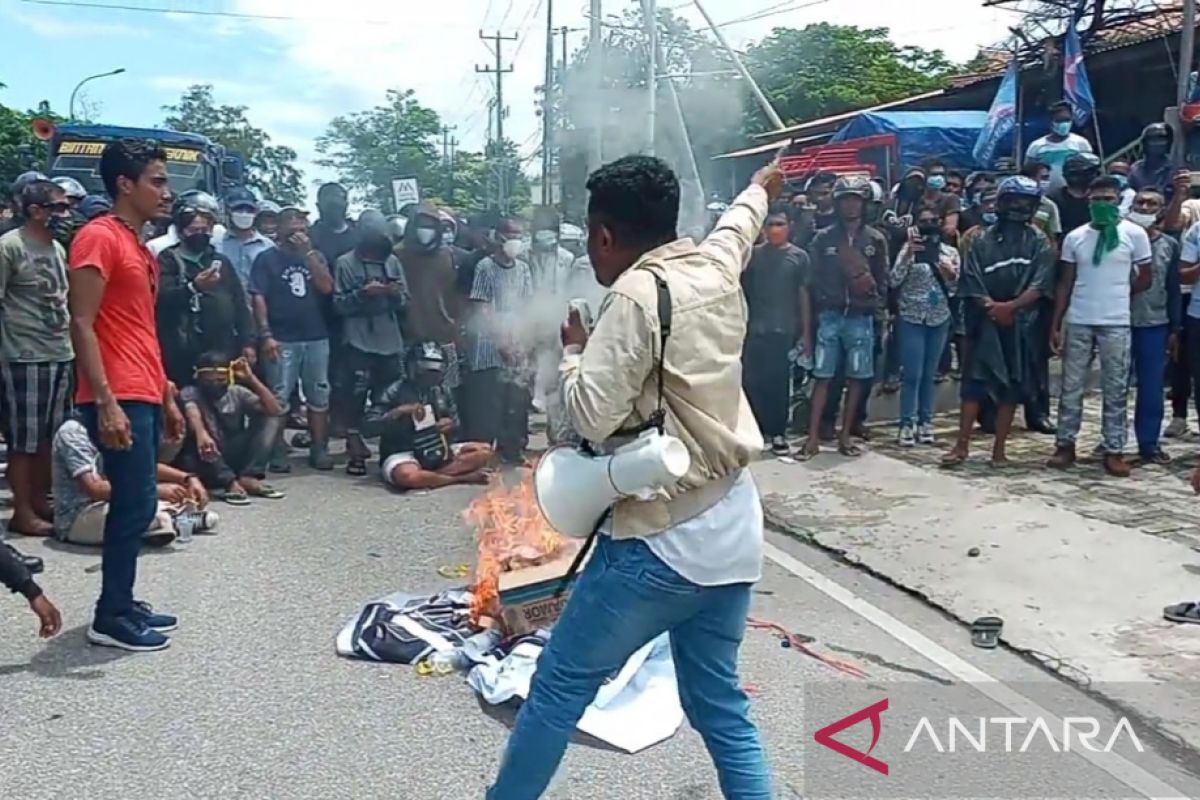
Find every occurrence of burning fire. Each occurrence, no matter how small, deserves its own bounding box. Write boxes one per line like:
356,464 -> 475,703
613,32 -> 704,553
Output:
465,466 -> 565,624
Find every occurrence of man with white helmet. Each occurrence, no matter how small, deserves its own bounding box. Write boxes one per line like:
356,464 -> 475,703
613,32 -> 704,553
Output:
51,176 -> 87,209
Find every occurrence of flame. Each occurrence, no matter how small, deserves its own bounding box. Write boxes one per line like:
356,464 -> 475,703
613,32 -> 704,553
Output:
465,464 -> 565,624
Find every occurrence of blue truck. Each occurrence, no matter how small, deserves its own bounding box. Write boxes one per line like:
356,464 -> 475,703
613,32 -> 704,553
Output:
44,123 -> 245,197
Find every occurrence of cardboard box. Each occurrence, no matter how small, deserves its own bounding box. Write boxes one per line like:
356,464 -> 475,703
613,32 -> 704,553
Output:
497,541 -> 586,636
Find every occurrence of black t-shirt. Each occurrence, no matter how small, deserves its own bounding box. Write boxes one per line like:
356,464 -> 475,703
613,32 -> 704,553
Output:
1052,188 -> 1092,235
249,248 -> 329,343
310,219 -> 358,265
742,243 -> 810,338
378,381 -> 457,464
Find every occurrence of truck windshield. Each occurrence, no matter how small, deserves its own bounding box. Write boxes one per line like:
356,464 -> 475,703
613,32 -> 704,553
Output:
48,141 -> 209,196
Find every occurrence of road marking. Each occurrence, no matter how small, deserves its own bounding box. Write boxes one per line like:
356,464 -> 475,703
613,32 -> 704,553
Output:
762,541 -> 1189,800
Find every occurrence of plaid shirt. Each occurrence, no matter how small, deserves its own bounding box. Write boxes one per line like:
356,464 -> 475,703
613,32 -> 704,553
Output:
464,256 -> 533,378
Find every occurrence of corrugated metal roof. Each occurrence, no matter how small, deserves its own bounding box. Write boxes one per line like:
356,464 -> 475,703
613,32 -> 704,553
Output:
750,89 -> 947,140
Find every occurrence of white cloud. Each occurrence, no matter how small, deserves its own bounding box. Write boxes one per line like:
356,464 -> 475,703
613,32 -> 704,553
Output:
229,0 -> 1011,204
9,4 -> 147,38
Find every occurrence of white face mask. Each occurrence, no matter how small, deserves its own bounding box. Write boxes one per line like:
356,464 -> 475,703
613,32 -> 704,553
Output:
502,239 -> 524,260
442,230 -> 456,246
415,227 -> 438,246
1126,210 -> 1158,229
230,211 -> 256,230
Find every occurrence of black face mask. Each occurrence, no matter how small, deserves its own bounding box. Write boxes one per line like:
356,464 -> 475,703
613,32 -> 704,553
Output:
47,214 -> 75,243
1066,172 -> 1096,190
320,201 -> 348,222
199,382 -> 228,402
182,232 -> 211,253
999,202 -> 1036,224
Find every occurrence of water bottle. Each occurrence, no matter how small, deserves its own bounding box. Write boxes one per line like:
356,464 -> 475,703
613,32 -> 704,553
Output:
175,511 -> 197,544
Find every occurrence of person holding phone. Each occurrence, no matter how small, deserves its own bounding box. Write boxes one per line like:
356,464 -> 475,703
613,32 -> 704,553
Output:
157,193 -> 258,389
889,209 -> 960,447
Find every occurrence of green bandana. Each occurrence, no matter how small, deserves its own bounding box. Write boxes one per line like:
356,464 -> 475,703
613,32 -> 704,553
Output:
1088,201 -> 1121,265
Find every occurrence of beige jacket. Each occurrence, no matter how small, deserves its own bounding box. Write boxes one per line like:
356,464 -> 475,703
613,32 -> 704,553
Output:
559,184 -> 768,539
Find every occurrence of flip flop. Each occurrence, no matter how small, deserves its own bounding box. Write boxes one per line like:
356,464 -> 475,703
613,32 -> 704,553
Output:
940,452 -> 967,469
345,459 -> 368,477
247,484 -> 285,500
217,490 -> 251,506
1163,601 -> 1200,625
837,443 -> 864,457
796,447 -> 820,462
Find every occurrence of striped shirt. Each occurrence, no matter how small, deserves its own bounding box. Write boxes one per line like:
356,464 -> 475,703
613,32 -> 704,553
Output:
465,256 -> 534,372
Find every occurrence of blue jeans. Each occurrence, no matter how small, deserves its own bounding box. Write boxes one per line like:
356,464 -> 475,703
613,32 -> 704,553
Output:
813,311 -> 874,380
487,536 -> 771,800
267,339 -> 331,413
897,318 -> 950,427
1131,324 -> 1169,455
79,402 -> 161,620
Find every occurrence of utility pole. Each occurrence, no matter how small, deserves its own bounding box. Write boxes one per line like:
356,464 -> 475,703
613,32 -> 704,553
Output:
588,0 -> 604,175
645,0 -> 656,155
477,30 -> 517,210
541,0 -> 555,205
692,0 -> 785,131
441,125 -> 456,200
1179,0 -> 1197,110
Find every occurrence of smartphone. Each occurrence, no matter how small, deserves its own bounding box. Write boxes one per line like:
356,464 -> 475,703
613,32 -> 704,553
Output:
413,404 -> 436,431
919,234 -> 941,266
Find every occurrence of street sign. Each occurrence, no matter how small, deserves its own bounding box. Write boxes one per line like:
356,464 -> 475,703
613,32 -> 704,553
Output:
391,177 -> 420,211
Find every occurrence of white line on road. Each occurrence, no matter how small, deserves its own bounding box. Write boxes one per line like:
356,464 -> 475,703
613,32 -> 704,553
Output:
762,541 -> 1189,800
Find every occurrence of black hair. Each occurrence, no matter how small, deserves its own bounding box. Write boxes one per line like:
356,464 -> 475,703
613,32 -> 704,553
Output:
947,169 -> 966,182
586,155 -> 679,248
19,180 -> 63,215
808,171 -> 837,189
766,202 -> 790,219
317,183 -> 347,201
1020,160 -> 1050,179
99,138 -> 168,198
278,208 -> 307,228
922,158 -> 946,172
197,350 -> 228,370
1089,175 -> 1122,193
1049,100 -> 1073,115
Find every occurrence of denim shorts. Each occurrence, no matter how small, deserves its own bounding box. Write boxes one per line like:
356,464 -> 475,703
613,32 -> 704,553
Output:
813,311 -> 875,380
268,339 -> 331,413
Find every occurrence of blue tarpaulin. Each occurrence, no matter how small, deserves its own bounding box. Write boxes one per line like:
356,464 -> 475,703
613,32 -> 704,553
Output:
830,110 -> 1036,170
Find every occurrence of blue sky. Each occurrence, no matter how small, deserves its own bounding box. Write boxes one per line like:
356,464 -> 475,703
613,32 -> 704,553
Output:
0,0 -> 1009,204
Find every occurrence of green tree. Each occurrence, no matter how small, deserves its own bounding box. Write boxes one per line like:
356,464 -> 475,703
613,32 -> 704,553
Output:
315,89 -> 442,211
162,84 -> 305,205
0,88 -> 60,186
744,24 -> 960,130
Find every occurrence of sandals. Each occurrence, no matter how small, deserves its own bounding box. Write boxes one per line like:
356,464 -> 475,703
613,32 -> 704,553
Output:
345,459 -> 368,477
837,442 -> 864,458
246,483 -> 285,500
218,490 -> 251,506
940,451 -> 968,469
1163,601 -> 1200,625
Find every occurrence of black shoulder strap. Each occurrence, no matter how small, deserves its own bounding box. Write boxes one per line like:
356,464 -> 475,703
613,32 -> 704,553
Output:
651,273 -> 671,430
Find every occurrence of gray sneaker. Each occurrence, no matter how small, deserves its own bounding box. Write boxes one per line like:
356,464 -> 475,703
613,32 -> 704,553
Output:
1165,418 -> 1188,438
917,423 -> 936,445
898,424 -> 916,448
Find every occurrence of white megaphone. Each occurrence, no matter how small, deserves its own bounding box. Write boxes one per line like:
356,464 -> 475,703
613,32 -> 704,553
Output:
534,431 -> 692,538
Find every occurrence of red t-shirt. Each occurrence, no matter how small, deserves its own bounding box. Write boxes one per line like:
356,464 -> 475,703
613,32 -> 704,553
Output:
68,216 -> 165,405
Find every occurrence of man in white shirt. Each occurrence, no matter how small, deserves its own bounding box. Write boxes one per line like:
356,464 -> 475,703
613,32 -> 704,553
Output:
485,156 -> 781,799
1049,175 -> 1152,477
1025,101 -> 1094,194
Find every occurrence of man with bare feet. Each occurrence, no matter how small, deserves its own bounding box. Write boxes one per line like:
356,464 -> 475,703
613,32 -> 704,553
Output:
364,341 -> 492,490
800,175 -> 889,460
942,176 -> 1055,469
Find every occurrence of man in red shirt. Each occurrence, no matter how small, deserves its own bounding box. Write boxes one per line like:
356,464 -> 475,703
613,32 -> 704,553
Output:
68,139 -> 184,652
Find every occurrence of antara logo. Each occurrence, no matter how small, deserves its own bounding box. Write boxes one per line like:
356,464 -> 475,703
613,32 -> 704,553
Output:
813,698 -> 889,775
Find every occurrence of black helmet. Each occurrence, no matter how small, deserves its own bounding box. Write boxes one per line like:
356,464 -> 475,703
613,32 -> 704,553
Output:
832,175 -> 871,200
407,341 -> 446,373
172,190 -> 221,228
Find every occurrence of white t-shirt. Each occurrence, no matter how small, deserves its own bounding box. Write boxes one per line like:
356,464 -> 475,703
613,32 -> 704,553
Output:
1178,221 -> 1200,316
1061,219 -> 1152,327
1025,133 -> 1093,193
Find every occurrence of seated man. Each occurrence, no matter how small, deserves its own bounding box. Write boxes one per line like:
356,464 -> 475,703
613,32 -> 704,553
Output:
52,417 -> 215,547
364,341 -> 492,490
179,352 -> 285,504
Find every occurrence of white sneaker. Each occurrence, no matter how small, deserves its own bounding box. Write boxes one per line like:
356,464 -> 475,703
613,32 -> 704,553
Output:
917,423 -> 936,445
898,424 -> 916,448
1165,418 -> 1188,438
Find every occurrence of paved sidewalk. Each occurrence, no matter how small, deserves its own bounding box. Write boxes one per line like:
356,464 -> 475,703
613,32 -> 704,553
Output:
755,397 -> 1200,751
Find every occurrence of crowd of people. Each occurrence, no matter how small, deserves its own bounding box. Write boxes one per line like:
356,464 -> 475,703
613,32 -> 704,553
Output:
0,137 -> 602,650
739,104 -> 1200,494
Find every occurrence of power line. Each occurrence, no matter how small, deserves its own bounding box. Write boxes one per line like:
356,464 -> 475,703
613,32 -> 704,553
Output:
19,0 -> 393,23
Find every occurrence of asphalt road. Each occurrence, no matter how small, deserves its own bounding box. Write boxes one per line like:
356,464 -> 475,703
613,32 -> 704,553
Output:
2,460 -> 1199,800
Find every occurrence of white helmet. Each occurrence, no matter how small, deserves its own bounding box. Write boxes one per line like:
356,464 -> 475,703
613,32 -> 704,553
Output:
51,176 -> 87,200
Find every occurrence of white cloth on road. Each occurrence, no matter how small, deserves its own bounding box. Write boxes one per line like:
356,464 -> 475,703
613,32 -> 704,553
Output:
467,631 -> 684,754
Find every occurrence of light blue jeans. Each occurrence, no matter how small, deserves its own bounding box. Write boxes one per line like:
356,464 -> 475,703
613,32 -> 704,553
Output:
267,339 -> 331,413
897,318 -> 950,427
487,535 -> 772,800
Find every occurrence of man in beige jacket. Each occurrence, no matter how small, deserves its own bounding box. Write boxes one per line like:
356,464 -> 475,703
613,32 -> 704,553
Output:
487,155 -> 782,800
